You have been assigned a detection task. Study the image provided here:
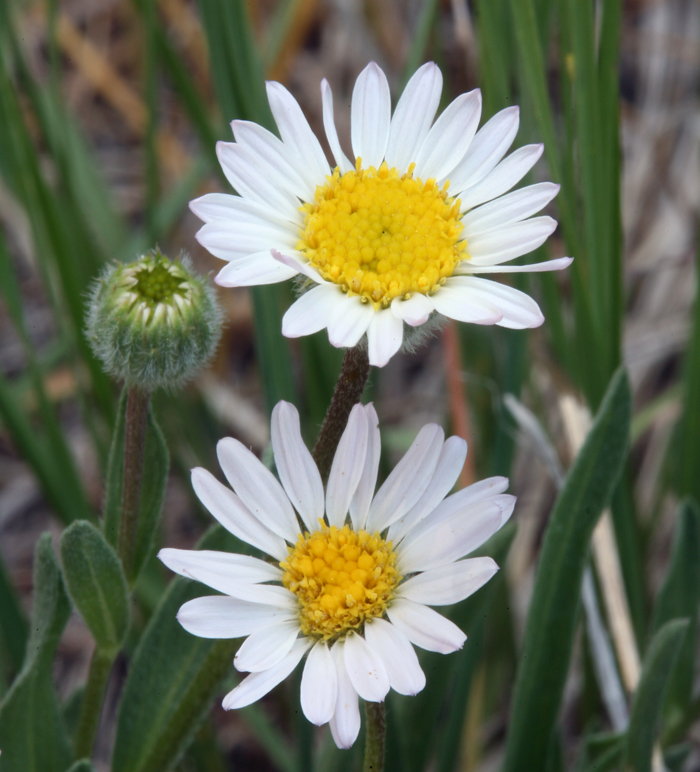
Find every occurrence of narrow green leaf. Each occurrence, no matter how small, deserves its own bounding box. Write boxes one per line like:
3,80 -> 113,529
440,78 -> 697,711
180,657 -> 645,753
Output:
575,731 -> 624,772
0,534 -> 72,772
676,242 -> 700,501
623,619 -> 689,772
103,391 -> 169,581
502,368 -> 632,772
650,499 -> 700,720
0,544 -> 29,673
60,521 -> 129,653
111,526 -> 241,772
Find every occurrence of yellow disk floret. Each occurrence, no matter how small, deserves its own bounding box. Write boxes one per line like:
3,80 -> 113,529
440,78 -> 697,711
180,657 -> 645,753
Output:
298,161 -> 467,307
281,522 -> 401,640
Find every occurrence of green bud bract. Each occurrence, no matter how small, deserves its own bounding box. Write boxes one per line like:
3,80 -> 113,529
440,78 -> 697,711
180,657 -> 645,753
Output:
86,249 -> 223,390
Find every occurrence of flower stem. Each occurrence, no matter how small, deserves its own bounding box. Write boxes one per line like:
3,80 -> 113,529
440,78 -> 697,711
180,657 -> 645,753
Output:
363,701 -> 386,772
118,386 -> 149,581
73,647 -> 114,759
312,344 -> 370,482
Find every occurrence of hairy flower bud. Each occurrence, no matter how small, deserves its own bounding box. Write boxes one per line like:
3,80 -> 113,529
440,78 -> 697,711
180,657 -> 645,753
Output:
86,249 -> 223,390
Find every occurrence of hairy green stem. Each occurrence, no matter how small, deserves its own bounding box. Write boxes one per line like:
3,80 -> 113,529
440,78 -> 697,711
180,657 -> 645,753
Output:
312,344 -> 370,482
363,701 -> 386,772
118,387 -> 149,581
74,647 -> 114,759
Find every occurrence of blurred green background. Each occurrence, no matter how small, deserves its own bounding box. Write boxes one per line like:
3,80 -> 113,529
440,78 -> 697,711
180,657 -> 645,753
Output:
0,0 -> 699,770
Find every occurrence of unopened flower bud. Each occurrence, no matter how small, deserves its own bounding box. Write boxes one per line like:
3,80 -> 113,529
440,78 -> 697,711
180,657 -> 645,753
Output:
86,249 -> 222,390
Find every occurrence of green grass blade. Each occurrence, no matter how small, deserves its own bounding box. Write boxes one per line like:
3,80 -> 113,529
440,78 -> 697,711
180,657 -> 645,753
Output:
623,619 -> 689,772
650,499 -> 700,720
501,368 -> 631,772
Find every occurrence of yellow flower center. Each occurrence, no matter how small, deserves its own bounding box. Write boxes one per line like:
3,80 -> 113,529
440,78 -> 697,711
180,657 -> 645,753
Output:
298,161 -> 467,307
281,522 -> 401,640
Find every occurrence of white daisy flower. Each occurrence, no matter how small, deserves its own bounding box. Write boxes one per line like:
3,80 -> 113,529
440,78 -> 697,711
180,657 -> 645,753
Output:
159,401 -> 513,748
190,61 -> 572,367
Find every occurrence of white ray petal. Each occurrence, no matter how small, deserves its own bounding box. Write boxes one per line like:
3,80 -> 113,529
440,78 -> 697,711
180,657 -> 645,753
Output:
397,556 -> 499,605
447,107 -> 520,193
441,277 -> 544,329
366,310 -> 403,368
232,119 -> 313,201
397,495 -> 515,574
266,81 -> 330,189
282,284 -> 340,338
386,62 -> 443,171
390,293 -> 435,326
329,641 -> 361,749
158,548 -> 282,585
321,79 -> 353,174
466,216 -> 557,266
458,144 -> 544,211
301,641 -> 338,726
364,618 -> 425,696
177,595 -> 295,639
343,631 -> 390,702
222,637 -> 312,709
414,89 -> 482,183
429,284 -> 503,325
271,401 -> 324,532
388,435 -> 467,543
272,249 -> 329,284
351,63 -> 391,169
349,404 -> 381,530
195,220 -> 297,262
234,620 -> 300,672
216,141 -> 299,217
217,438 -> 301,544
190,468 -> 287,561
387,599 -> 466,653
366,423 -> 444,533
462,182 -> 560,233
215,252 -> 300,287
456,257 -> 573,274
327,296 -> 375,348
326,404 -> 369,528
189,192 -> 300,228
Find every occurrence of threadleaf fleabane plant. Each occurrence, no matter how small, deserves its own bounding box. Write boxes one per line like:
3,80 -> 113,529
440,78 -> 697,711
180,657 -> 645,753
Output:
159,401 -> 513,748
190,61 -> 572,366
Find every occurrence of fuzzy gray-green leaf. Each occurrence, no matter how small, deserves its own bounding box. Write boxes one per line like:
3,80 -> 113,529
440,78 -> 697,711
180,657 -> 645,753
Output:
502,368 -> 631,772
60,520 -> 129,652
111,526 -> 242,772
0,534 -> 72,772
